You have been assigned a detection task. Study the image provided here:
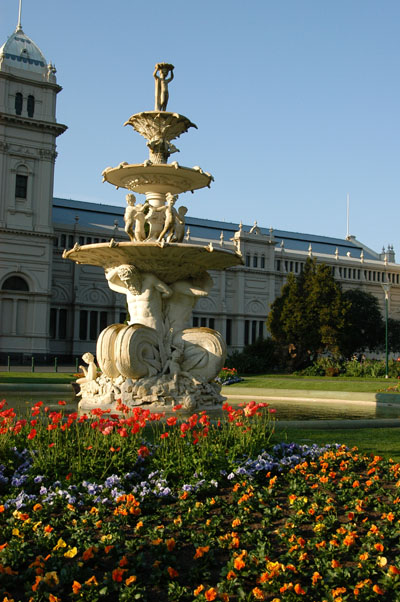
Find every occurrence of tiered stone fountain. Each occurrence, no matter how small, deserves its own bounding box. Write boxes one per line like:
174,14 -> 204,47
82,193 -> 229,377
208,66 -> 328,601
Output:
64,63 -> 243,411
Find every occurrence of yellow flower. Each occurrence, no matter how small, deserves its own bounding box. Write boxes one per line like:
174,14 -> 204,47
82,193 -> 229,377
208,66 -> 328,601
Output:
53,538 -> 67,551
64,547 -> 78,558
44,571 -> 59,586
377,556 -> 387,567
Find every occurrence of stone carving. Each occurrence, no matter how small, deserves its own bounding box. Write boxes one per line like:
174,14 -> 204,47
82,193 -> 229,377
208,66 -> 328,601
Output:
153,62 -> 174,111
124,193 -> 148,242
76,352 -> 99,398
105,265 -> 172,330
165,273 -> 213,332
66,64 -> 244,412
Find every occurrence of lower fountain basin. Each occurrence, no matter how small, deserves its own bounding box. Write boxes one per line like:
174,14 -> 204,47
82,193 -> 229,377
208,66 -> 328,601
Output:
63,242 -> 243,283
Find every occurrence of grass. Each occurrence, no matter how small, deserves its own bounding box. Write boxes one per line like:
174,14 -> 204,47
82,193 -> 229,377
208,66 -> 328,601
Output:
274,426 -> 400,462
0,372 -> 76,384
226,374 -> 400,393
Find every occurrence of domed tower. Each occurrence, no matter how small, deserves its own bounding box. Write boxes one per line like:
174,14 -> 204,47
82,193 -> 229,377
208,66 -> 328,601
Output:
0,9 -> 67,360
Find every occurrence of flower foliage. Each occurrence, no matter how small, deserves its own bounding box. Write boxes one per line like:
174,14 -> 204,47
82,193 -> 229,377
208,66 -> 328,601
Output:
1,398 -> 400,600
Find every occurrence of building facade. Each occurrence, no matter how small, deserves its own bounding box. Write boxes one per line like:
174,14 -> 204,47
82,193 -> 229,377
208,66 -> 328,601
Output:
1,21 -> 399,363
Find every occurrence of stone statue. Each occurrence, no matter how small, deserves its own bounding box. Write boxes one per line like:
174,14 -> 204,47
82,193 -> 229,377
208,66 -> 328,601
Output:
157,193 -> 179,242
124,193 -> 148,242
76,352 -> 97,384
172,205 -> 187,242
153,63 -> 174,111
105,265 -> 172,330
165,273 -> 214,332
146,205 -> 166,240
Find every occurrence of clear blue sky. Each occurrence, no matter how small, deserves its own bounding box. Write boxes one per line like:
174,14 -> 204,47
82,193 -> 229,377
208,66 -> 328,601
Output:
1,0 -> 400,253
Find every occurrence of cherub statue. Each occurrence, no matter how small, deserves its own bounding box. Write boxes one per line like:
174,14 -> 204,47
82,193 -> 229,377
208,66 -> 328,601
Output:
171,205 -> 187,243
157,193 -> 179,242
153,63 -> 174,111
76,352 -> 97,385
124,193 -> 148,242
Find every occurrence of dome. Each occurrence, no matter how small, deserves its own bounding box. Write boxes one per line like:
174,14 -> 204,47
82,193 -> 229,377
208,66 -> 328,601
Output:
0,26 -> 47,74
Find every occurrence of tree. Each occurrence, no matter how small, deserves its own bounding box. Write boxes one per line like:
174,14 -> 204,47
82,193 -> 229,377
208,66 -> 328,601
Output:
267,258 -> 348,369
338,289 -> 384,358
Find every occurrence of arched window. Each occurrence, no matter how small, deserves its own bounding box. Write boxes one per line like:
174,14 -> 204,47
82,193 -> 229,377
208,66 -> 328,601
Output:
15,164 -> 29,200
15,92 -> 23,115
27,95 -> 35,117
2,275 -> 29,291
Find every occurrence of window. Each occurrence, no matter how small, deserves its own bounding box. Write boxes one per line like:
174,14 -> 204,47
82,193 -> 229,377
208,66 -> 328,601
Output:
15,92 -> 23,115
27,95 -> 35,118
192,316 -> 199,327
2,275 -> 29,291
50,308 -> 67,340
60,234 -> 66,248
15,174 -> 28,198
68,235 -> 74,247
79,236 -> 85,245
79,310 -> 88,340
209,317 -> 215,330
253,255 -> 258,268
276,260 -> 281,271
245,254 -> 251,267
80,310 -> 108,341
244,320 -> 250,346
200,317 -> 207,327
226,319 -> 232,345
120,312 -> 127,324
261,255 -> 265,269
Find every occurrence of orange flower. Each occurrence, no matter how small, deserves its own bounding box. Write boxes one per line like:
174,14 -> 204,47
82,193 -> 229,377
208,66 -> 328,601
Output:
125,575 -> 137,586
166,538 -> 176,552
294,583 -> 305,595
389,565 -> 400,575
252,587 -> 265,600
374,543 -> 384,553
112,568 -> 127,582
32,576 -> 42,592
331,559 -> 341,568
72,581 -> 82,594
205,588 -> 217,601
234,557 -> 245,571
312,572 -> 322,585
119,555 -> 129,567
332,587 -> 346,597
232,518 -> 241,527
194,545 -> 210,559
359,552 -> 369,561
372,585 -> 385,595
226,570 -> 236,580
167,566 -> 179,578
194,585 -> 204,596
49,595 -> 61,602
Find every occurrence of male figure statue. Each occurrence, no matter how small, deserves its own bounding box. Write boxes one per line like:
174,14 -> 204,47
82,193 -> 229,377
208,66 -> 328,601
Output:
105,265 -> 172,331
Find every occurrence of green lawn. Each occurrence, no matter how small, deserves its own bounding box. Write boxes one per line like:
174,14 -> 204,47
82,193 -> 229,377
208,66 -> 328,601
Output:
273,425 -> 400,461
0,371 -> 76,384
228,373 -> 399,393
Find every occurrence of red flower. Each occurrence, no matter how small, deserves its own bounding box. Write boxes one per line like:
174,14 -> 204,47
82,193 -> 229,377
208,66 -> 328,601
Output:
137,445 -> 150,458
160,432 -> 169,439
166,417 -> 177,426
58,400 -> 66,406
27,429 -> 37,440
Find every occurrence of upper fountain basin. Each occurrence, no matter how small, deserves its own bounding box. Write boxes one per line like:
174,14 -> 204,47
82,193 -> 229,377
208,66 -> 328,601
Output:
124,111 -> 197,142
102,163 -> 213,194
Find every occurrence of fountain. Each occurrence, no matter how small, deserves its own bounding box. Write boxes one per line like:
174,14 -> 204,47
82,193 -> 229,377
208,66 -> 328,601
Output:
63,63 -> 243,412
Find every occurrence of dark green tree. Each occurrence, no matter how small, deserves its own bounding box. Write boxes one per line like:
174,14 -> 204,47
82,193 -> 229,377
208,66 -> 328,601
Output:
338,289 -> 384,358
267,258 -> 348,369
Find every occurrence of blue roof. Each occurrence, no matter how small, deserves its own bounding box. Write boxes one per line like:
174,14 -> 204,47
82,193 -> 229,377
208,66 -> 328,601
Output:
52,197 -> 379,260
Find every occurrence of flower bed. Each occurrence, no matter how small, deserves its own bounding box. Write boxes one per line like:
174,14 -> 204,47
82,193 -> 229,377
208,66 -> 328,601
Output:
1,400 -> 400,600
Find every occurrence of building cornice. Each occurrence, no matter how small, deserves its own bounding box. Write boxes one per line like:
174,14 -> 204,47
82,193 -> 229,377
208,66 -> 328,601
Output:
0,69 -> 62,93
0,226 -> 54,239
0,112 -> 67,137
